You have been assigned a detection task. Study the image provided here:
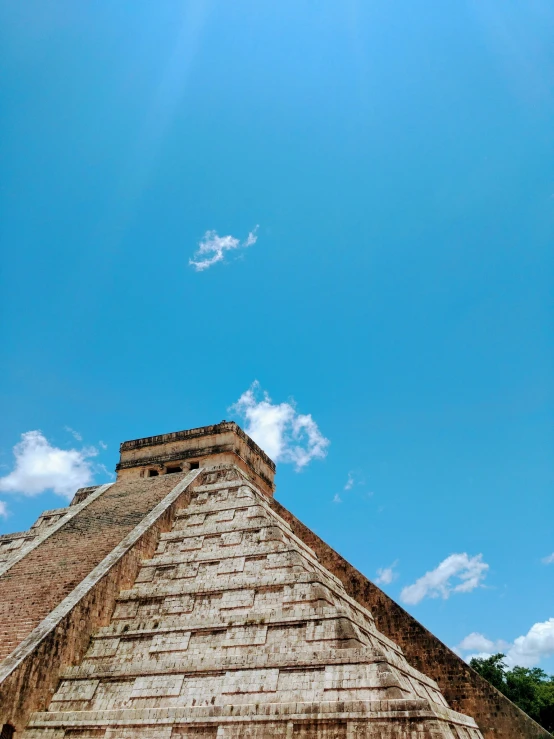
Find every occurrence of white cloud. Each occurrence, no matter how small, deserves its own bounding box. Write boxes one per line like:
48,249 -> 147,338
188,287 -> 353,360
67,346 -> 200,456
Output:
99,441 -> 108,451
375,560 -> 399,586
64,426 -> 83,442
0,431 -> 98,499
457,632 -> 497,653
0,501 -> 8,519
508,618 -> 554,667
542,553 -> 554,564
333,493 -> 342,504
189,226 -> 258,271
456,619 -> 554,668
400,553 -> 489,605
230,381 -> 330,470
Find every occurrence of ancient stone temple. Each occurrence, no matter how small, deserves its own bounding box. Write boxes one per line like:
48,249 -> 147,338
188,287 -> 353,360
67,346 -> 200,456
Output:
0,423 -> 548,738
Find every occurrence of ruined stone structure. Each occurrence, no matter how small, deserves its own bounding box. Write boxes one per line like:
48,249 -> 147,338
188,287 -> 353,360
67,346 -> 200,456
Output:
0,423 -> 548,738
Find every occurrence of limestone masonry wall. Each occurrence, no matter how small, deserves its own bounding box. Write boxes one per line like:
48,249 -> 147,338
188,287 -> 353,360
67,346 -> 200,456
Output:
268,497 -> 550,739
21,467 -> 485,739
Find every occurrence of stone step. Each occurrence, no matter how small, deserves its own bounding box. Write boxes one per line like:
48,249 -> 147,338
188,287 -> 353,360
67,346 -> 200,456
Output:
191,480 -> 251,495
59,647 -> 439,690
142,542 -> 293,568
93,607 -> 397,654
139,548 -> 313,574
115,571 -> 370,619
26,698 -> 480,730
143,543 -> 342,590
160,519 -> 281,541
160,517 -> 318,562
175,498 -> 262,518
177,492 -> 287,523
113,579 -> 376,632
114,580 -> 350,620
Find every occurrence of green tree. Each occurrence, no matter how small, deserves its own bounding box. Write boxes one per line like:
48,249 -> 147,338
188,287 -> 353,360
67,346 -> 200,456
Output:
470,653 -> 506,692
470,653 -> 554,734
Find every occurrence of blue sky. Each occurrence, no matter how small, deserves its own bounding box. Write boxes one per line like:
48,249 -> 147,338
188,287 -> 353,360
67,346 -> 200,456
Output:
0,1 -> 553,670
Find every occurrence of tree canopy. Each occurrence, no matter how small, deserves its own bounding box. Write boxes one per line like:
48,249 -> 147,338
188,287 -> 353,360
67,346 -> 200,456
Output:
470,653 -> 554,734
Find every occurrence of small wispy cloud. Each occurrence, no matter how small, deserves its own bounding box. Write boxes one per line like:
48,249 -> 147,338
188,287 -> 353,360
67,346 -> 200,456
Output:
375,560 -> 399,586
99,441 -> 108,451
456,618 -> 554,668
0,430 -> 99,499
189,226 -> 259,271
542,553 -> 554,564
64,426 -> 83,442
333,470 -> 371,503
400,553 -> 489,605
333,471 -> 355,503
230,381 -> 329,471
0,501 -> 8,519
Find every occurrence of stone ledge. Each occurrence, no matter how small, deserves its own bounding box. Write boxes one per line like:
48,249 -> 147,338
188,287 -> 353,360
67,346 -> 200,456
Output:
160,519 -> 280,540
175,501 -> 264,518
116,443 -> 232,471
112,571 -> 377,629
168,487 -> 320,561
141,543 -> 343,592
92,606 -> 401,657
160,521 -> 316,564
119,422 -> 276,473
192,481 -> 250,494
62,646 -> 387,678
93,607 -> 382,640
115,570 -> 363,615
60,646 -> 441,691
142,544 -> 304,568
27,698 -> 479,729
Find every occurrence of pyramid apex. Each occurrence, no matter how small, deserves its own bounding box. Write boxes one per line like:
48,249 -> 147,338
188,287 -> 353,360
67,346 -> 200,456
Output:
116,421 -> 275,495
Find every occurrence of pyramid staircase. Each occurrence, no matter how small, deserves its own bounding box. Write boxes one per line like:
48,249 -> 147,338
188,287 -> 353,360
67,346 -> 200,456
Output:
24,465 -> 483,739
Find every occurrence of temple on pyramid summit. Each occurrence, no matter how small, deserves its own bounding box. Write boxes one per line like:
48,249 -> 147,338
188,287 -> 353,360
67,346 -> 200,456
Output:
0,423 -> 548,738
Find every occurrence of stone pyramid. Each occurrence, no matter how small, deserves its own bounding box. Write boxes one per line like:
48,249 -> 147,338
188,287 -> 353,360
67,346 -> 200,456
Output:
1,423 -> 545,738
23,463 -> 482,738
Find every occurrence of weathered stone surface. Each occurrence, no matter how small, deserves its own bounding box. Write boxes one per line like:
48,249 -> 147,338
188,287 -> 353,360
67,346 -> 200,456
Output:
0,424 -> 547,738
20,467 -> 483,738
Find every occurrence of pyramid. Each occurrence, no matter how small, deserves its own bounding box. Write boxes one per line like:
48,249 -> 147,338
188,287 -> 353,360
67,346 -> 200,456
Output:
0,424 -> 547,738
